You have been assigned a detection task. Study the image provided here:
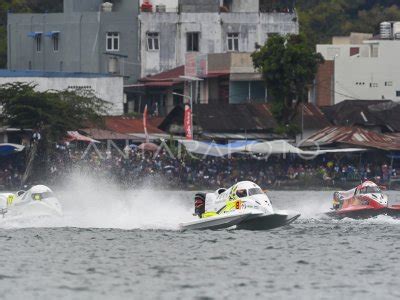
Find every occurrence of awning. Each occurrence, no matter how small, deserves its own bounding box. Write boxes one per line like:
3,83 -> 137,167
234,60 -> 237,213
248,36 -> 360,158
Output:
66,131 -> 100,143
200,72 -> 229,79
0,143 -> 25,156
230,73 -> 263,81
244,140 -> 303,154
201,132 -> 279,140
45,31 -> 60,37
179,140 -> 258,157
179,139 -> 367,157
27,32 -> 42,38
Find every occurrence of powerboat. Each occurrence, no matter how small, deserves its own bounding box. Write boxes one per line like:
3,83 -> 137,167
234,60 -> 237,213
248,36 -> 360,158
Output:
326,181 -> 400,219
179,181 -> 300,231
0,185 -> 62,219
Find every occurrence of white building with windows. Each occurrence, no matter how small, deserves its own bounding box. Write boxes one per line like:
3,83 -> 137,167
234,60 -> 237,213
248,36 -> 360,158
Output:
139,0 -> 299,76
0,70 -> 124,115
317,33 -> 400,104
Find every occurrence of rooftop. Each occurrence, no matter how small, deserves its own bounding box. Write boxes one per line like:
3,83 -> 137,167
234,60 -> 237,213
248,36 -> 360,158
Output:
0,70 -> 118,78
305,126 -> 400,151
159,103 -> 278,135
321,100 -> 400,132
105,116 -> 164,135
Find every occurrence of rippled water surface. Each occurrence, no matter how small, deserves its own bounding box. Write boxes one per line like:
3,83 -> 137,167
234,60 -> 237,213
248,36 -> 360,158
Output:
1,185 -> 400,299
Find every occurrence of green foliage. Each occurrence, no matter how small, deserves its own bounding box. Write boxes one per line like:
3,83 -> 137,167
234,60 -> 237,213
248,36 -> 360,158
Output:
0,82 -> 109,141
252,34 -> 323,123
297,1 -> 400,45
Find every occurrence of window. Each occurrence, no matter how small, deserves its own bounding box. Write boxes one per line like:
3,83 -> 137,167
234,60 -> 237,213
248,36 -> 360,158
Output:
236,189 -> 247,198
187,32 -> 199,52
227,33 -> 239,51
371,44 -> 379,57
53,34 -> 59,52
385,81 -> 393,87
350,47 -> 360,56
35,34 -> 42,52
106,32 -> 119,51
397,91 -> 400,97
248,188 -> 264,196
146,32 -> 159,51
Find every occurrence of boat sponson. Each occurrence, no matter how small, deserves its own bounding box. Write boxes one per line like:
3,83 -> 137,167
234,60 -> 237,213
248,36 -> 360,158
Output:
236,213 -> 301,230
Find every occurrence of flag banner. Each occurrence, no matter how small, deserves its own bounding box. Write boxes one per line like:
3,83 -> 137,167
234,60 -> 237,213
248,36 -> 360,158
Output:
143,104 -> 149,143
184,104 -> 193,140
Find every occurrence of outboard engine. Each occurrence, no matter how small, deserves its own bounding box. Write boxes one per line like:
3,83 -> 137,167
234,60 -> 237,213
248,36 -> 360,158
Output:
194,193 -> 206,218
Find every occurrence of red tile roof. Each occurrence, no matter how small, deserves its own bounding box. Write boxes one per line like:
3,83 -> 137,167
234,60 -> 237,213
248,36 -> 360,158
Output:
138,66 -> 184,86
104,116 -> 164,134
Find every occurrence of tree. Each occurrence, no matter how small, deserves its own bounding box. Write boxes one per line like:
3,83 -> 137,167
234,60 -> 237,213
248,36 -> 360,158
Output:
252,34 -> 323,124
296,1 -> 400,45
0,82 -> 109,181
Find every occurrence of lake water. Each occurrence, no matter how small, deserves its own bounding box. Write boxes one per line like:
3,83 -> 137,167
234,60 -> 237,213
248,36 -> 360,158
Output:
0,177 -> 399,299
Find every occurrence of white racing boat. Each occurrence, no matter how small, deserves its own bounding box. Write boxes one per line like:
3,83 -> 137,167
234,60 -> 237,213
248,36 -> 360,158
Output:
0,185 -> 62,219
180,181 -> 300,231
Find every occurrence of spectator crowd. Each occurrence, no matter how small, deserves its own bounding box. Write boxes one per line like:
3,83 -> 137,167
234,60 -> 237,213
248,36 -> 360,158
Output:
1,145 -> 398,190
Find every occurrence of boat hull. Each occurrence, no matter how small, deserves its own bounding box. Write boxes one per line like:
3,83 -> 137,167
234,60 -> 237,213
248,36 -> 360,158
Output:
326,207 -> 400,219
237,213 -> 300,230
180,213 -> 251,231
180,211 -> 300,231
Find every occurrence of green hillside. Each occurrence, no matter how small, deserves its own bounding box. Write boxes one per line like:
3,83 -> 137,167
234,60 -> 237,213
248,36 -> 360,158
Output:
297,0 -> 400,45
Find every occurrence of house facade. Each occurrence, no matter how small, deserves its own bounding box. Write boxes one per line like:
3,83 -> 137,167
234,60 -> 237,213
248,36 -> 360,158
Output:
315,30 -> 400,105
7,0 -> 140,84
139,0 -> 299,77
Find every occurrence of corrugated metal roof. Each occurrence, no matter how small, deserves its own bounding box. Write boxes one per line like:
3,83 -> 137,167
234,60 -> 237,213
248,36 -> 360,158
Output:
305,126 -> 400,151
159,103 -> 278,135
293,103 -> 331,130
0,70 -> 117,78
81,128 -> 137,140
194,103 -> 277,133
105,116 -> 165,134
321,100 -> 400,132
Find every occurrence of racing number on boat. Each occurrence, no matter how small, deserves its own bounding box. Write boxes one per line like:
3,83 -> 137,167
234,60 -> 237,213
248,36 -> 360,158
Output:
236,201 -> 241,210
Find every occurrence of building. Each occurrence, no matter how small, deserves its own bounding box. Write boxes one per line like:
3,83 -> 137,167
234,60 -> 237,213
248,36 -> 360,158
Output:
139,0 -> 299,77
186,52 -> 267,105
159,103 -> 280,140
0,70 -> 124,115
7,0 -> 140,84
126,52 -> 268,115
125,65 -> 185,116
314,29 -> 400,106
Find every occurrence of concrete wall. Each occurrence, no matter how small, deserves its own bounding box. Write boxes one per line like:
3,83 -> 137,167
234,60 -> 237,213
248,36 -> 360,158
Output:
331,40 -> 400,103
8,2 -> 140,83
317,44 -> 370,60
179,0 -> 220,12
0,75 -> 124,115
64,0 -> 103,13
231,0 -> 259,13
139,11 -> 298,76
140,0 -> 179,12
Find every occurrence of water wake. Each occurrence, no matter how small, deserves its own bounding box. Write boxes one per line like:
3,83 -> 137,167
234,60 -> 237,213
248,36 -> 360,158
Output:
0,172 -> 194,230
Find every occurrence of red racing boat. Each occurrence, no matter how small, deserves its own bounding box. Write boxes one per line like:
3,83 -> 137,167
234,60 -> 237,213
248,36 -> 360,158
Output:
326,181 -> 400,219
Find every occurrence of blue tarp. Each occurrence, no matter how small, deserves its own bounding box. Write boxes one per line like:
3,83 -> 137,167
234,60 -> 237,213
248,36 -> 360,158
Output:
0,144 -> 25,156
